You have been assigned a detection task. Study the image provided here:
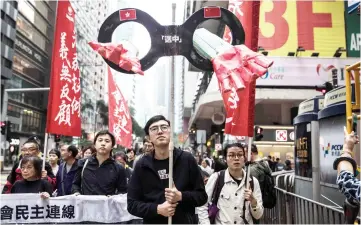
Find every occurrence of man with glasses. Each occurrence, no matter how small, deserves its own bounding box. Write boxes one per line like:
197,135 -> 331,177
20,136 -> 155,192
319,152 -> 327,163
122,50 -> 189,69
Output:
133,137 -> 154,168
127,115 -> 207,224
198,143 -> 264,224
2,139 -> 56,193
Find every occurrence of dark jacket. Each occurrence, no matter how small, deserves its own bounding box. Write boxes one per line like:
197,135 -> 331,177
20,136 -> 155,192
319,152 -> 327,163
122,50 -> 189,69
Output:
2,159 -> 56,194
56,160 -> 79,196
71,156 -> 127,195
127,148 -> 207,224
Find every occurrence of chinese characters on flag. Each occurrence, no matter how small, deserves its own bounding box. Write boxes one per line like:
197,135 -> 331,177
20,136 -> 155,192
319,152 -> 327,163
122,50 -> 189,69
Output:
220,0 -> 262,137
107,67 -> 132,148
46,0 -> 81,136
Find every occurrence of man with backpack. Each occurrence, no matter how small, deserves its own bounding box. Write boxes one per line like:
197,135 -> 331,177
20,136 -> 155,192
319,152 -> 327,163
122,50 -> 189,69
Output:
198,143 -> 263,224
246,144 -> 276,221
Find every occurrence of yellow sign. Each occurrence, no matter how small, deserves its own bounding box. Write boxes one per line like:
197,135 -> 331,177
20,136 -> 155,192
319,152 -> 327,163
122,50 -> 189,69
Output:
259,1 -> 346,57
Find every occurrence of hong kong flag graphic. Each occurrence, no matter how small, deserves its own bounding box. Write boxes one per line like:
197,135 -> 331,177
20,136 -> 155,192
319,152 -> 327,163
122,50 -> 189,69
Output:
119,9 -> 137,21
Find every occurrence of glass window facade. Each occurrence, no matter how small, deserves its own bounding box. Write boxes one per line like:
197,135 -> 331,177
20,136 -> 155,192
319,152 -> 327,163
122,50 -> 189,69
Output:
12,53 -> 45,85
27,0 -> 52,22
6,75 -> 44,107
18,0 -> 49,36
7,104 -> 43,134
16,15 -> 49,52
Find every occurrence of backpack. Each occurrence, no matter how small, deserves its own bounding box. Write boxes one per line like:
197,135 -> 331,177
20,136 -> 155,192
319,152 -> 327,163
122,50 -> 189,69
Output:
261,169 -> 277,209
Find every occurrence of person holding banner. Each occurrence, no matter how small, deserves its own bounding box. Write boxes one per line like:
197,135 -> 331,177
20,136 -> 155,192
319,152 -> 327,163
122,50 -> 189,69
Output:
2,139 -> 56,194
10,156 -> 52,199
55,145 -> 79,196
127,115 -> 207,224
72,130 -> 127,195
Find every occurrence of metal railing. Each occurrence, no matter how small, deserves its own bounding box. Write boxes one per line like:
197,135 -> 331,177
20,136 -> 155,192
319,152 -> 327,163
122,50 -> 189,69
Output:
261,171 -> 360,224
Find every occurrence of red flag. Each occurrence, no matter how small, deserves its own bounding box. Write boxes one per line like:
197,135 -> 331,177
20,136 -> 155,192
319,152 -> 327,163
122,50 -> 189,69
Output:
46,0 -> 81,137
107,67 -> 132,148
119,9 -> 137,21
204,7 -> 221,18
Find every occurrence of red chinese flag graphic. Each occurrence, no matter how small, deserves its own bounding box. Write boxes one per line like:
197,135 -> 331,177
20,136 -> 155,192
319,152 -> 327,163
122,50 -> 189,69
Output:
119,9 -> 137,21
46,0 -> 81,137
204,7 -> 221,18
107,67 -> 132,148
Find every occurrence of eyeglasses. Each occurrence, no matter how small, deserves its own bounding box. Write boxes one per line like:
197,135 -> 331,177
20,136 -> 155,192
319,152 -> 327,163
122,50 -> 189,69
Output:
21,148 -> 38,153
149,125 -> 169,134
227,153 -> 244,159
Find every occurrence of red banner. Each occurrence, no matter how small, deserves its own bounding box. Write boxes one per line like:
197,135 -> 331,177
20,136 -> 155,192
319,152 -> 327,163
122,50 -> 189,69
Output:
107,67 -> 132,148
46,0 -> 81,136
222,0 -> 261,136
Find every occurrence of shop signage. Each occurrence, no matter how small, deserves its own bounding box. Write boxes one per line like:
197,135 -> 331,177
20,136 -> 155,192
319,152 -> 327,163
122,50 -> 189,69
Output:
256,57 -> 356,87
15,38 -> 47,66
258,1 -> 346,57
345,1 -> 360,57
254,127 -> 294,142
294,123 -> 312,178
323,87 -> 346,107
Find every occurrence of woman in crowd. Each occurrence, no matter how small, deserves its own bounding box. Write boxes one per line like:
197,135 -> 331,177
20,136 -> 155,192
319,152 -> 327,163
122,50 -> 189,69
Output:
82,145 -> 96,159
200,159 -> 213,175
10,156 -> 53,198
48,149 -> 60,175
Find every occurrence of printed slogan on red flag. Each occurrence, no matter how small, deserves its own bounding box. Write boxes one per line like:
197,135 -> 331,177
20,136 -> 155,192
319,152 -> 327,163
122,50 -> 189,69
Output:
46,0 -> 81,136
107,67 -> 132,148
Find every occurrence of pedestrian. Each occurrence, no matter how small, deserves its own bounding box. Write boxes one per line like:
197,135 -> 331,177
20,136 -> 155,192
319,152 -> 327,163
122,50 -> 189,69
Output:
55,145 -> 79,196
200,159 -> 213,175
2,138 -> 56,193
72,130 -> 127,195
10,156 -> 52,198
133,138 -> 154,168
82,145 -> 96,159
48,149 -> 60,175
275,158 -> 285,171
198,143 -> 264,224
114,151 -> 133,186
127,115 -> 207,224
127,149 -> 136,168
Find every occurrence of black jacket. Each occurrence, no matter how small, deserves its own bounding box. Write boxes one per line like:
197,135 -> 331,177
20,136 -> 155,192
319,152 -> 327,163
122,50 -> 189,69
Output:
127,148 -> 207,224
71,156 -> 127,195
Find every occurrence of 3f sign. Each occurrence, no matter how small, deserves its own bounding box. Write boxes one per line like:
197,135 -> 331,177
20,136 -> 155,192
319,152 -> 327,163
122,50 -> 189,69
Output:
259,1 -> 333,50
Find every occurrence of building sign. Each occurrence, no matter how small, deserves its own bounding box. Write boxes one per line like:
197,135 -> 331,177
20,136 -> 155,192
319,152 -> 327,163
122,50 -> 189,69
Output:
345,1 -> 360,57
254,127 -> 294,142
259,1 -> 346,57
294,123 -> 312,178
15,38 -> 47,66
257,57 -> 356,87
298,99 -> 315,115
323,87 -> 346,107
319,116 -> 348,184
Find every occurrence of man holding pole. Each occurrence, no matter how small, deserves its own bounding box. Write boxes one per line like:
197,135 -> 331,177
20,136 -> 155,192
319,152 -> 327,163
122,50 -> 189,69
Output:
127,115 -> 207,224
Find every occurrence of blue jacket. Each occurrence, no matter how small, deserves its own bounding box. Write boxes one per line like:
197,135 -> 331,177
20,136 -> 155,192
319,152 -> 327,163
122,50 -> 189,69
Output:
56,160 -> 79,196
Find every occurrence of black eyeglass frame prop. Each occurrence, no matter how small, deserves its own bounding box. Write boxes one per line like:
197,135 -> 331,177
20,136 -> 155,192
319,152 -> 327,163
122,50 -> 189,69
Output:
97,6 -> 245,73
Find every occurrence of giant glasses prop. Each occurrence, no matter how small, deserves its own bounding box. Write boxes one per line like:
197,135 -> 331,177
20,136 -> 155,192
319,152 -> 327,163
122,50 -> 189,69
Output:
90,6 -> 273,224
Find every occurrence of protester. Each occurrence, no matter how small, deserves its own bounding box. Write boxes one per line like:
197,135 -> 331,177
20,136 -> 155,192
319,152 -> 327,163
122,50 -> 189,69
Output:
133,138 -> 154,168
55,145 -> 79,196
82,145 -> 96,159
10,156 -> 52,198
2,138 -> 56,194
127,149 -> 136,168
198,143 -> 264,224
335,127 -> 360,204
200,159 -> 213,175
48,149 -> 60,175
72,130 -> 127,195
114,151 -> 133,185
127,115 -> 207,224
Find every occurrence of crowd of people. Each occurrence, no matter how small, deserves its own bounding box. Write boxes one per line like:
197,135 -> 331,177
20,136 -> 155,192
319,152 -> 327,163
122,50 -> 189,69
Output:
2,115 -> 360,224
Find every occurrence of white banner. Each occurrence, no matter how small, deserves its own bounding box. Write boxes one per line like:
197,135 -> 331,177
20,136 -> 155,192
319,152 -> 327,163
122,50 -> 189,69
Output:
256,57 -> 357,87
0,194 -> 140,223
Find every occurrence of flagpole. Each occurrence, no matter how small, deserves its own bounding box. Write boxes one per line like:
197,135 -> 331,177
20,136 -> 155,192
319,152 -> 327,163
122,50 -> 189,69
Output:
42,133 -> 49,170
168,3 -> 176,225
246,137 -> 253,189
